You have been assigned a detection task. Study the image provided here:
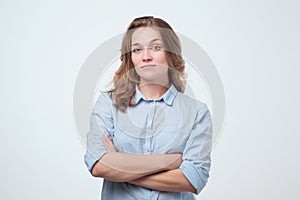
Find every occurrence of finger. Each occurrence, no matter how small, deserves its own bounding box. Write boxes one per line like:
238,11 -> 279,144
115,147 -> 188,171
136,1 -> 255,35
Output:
102,136 -> 110,151
107,140 -> 117,152
106,138 -> 117,152
103,135 -> 117,152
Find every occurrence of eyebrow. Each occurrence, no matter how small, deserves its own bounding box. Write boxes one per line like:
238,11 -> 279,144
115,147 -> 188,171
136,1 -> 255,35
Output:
131,39 -> 162,46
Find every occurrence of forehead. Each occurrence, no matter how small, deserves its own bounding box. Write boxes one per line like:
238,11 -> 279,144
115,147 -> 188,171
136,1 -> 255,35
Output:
131,27 -> 161,45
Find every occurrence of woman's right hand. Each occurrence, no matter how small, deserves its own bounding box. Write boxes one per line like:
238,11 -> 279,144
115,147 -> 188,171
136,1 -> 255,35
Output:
102,135 -> 118,153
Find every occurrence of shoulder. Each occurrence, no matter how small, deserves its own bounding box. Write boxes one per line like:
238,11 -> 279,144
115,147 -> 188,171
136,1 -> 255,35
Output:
176,92 -> 209,114
93,92 -> 114,112
95,92 -> 112,104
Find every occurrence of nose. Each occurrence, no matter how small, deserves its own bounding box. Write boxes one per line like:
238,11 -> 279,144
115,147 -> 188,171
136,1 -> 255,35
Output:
142,48 -> 153,62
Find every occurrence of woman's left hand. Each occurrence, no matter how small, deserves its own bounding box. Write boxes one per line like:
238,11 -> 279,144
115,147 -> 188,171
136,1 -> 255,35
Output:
102,135 -> 117,152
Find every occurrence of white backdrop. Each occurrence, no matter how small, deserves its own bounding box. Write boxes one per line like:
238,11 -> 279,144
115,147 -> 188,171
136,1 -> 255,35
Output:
1,0 -> 299,199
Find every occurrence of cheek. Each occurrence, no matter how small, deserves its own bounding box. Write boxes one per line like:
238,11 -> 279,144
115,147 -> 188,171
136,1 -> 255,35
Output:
131,54 -> 140,66
156,53 -> 169,66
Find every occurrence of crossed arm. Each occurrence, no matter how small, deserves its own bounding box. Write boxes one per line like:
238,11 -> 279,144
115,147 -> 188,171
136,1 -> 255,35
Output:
91,135 -> 196,193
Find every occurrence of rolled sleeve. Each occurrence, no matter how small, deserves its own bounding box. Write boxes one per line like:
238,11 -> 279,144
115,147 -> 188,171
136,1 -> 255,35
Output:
84,151 -> 107,172
179,103 -> 212,194
84,93 -> 114,174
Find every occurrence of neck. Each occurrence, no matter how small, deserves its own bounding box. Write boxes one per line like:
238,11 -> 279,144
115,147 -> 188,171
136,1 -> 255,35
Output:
138,82 -> 170,100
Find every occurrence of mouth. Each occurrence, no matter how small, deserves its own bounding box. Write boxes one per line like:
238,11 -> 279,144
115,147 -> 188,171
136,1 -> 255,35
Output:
140,64 -> 156,68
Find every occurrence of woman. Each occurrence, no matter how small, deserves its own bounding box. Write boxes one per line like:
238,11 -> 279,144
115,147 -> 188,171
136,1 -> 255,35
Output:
84,16 -> 212,200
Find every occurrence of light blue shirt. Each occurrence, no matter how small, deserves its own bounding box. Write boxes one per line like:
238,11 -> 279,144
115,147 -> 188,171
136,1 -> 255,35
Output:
84,85 -> 212,200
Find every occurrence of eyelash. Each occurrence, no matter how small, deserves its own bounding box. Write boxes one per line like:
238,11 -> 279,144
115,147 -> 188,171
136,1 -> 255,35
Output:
131,45 -> 162,53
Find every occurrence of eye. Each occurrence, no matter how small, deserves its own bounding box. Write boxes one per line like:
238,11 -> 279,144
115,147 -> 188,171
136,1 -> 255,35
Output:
132,48 -> 142,53
151,45 -> 162,51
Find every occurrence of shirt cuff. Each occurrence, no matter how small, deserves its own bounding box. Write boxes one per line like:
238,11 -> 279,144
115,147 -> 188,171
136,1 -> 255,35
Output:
84,151 -> 107,174
179,160 -> 207,195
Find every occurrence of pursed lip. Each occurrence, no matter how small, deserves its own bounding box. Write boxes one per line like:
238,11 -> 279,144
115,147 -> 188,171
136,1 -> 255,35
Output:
140,64 -> 156,68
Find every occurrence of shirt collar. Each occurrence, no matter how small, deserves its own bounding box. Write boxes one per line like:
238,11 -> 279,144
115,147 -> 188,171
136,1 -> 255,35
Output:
134,84 -> 178,106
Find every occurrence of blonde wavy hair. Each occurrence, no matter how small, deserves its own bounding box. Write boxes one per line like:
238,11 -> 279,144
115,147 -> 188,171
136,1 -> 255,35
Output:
109,16 -> 186,112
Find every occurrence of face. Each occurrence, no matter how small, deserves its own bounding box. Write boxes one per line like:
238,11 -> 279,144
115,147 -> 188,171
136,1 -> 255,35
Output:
131,27 -> 169,86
